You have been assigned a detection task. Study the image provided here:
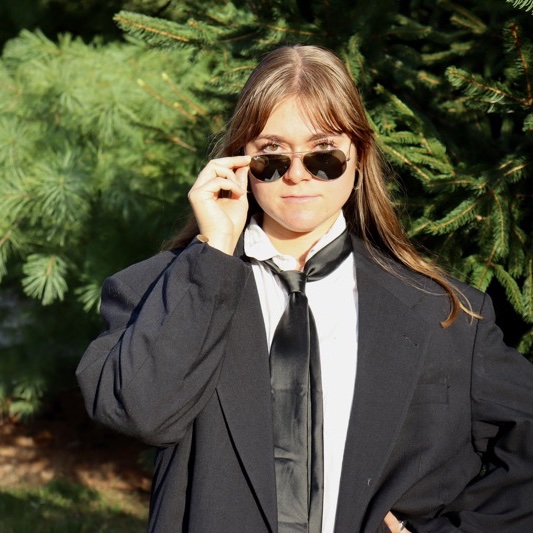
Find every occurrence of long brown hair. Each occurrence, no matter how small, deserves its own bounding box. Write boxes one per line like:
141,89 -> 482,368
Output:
168,45 -> 473,326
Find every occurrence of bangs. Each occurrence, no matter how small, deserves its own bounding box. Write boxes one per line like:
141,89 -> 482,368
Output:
297,94 -> 349,136
221,45 -> 374,156
295,66 -> 372,147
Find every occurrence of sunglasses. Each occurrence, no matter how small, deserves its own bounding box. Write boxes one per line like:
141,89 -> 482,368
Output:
248,146 -> 351,182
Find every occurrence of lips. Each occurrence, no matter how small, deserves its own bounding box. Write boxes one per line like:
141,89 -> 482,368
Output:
282,195 -> 319,201
281,194 -> 319,199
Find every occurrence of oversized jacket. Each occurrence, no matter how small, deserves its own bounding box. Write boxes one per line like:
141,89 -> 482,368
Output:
76,234 -> 533,532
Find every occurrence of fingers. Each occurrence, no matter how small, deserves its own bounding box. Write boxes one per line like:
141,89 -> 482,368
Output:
383,512 -> 410,532
187,155 -> 252,255
191,156 -> 250,198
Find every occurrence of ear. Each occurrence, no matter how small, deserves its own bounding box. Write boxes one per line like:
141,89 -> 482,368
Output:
351,166 -> 361,191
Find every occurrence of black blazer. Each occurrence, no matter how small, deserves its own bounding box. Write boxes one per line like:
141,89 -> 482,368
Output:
76,235 -> 533,532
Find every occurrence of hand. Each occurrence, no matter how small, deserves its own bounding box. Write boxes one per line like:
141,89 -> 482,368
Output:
384,512 -> 411,532
188,155 -> 251,254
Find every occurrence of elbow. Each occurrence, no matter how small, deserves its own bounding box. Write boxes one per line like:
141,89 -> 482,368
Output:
91,398 -> 187,447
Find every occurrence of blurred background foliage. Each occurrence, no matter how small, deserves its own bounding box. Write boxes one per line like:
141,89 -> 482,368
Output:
0,0 -> 532,418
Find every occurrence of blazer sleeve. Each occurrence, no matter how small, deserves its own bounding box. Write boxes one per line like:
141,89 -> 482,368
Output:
409,292 -> 533,532
76,241 -> 251,447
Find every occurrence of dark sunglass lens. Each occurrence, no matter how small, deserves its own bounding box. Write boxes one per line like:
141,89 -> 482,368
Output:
249,154 -> 291,182
303,149 -> 347,180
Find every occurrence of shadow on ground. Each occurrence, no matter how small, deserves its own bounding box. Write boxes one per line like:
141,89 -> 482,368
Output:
0,388 -> 151,532
0,477 -> 147,532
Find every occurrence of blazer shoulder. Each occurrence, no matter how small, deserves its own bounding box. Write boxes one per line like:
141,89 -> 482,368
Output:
351,235 -> 486,317
107,248 -> 185,293
111,248 -> 184,278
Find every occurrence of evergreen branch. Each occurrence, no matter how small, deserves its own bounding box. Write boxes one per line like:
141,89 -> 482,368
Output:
426,177 -> 480,189
168,136 -> 199,151
209,65 -> 256,84
518,328 -> 533,358
398,151 -> 452,174
439,231 -> 459,258
469,259 -> 494,292
29,154 -> 91,240
493,264 -> 524,313
0,188 -> 33,221
429,198 -> 479,233
488,188 -> 509,258
447,67 -> 525,106
380,144 -> 433,182
440,1 -> 488,34
512,226 -> 527,247
161,72 -> 207,116
417,71 -> 441,86
219,30 -> 263,43
0,229 -> 13,250
114,14 -> 191,44
133,121 -> 198,152
422,42 -> 477,64
21,253 -> 69,305
525,113 -> 533,132
204,13 -> 235,27
507,22 -> 533,104
256,22 -> 316,36
75,282 -> 101,313
343,36 -> 367,85
524,258 -> 533,321
0,76 -> 18,98
507,234 -> 527,278
419,134 -> 434,156
137,79 -> 197,121
507,0 -> 533,14
407,218 -> 433,237
501,161 -> 530,178
392,14 -> 432,40
10,377 -> 46,420
0,220 -> 23,257
0,227 -> 15,280
375,84 -> 416,117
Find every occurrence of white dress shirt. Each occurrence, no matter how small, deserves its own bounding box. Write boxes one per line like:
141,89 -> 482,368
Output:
244,213 -> 359,533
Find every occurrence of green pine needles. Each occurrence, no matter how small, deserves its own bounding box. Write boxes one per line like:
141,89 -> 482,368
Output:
0,0 -> 532,418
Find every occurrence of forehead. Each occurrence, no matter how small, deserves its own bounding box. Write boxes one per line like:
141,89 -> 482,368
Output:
257,97 -> 345,138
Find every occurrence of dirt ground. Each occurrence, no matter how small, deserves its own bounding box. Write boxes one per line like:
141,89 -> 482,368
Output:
0,387 -> 152,498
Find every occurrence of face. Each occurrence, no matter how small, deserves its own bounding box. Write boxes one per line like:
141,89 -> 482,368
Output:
245,97 -> 356,244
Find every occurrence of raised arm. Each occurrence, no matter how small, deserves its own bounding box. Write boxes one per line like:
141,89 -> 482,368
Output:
76,242 -> 251,447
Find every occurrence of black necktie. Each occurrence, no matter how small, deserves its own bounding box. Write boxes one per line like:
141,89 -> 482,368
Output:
264,230 -> 352,532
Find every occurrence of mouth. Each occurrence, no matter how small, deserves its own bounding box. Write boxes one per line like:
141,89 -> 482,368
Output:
281,195 -> 318,202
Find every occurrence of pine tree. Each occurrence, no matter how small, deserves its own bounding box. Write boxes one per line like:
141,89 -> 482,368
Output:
1,0 -> 531,417
111,0 -> 533,353
0,28 -> 217,417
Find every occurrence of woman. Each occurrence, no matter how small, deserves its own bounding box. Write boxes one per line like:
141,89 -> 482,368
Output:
76,45 -> 533,532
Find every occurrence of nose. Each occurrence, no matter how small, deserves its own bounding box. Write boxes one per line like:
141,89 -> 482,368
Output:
284,153 -> 312,183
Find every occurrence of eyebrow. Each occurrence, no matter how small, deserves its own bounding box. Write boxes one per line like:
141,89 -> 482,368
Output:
253,132 -> 341,143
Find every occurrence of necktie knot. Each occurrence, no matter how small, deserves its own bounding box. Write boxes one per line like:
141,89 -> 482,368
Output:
277,270 -> 307,294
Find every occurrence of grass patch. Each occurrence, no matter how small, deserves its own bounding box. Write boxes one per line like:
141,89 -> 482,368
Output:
0,478 -> 148,532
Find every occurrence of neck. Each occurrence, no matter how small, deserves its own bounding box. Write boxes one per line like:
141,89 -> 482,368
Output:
267,235 -> 315,269
259,214 -> 343,268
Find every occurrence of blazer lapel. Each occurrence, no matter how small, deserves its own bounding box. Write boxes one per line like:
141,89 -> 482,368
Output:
216,260 -> 278,532
213,236 -> 436,533
335,238 -> 434,532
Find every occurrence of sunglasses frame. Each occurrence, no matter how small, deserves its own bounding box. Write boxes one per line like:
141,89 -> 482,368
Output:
248,143 -> 352,183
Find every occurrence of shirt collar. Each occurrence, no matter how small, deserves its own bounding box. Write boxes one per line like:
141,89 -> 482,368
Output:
244,212 -> 348,271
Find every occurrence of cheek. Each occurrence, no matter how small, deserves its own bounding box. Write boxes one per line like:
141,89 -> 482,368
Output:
335,173 -> 356,204
249,181 -> 273,210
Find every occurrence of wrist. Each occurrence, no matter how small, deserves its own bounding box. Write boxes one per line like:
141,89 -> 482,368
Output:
196,233 -> 238,255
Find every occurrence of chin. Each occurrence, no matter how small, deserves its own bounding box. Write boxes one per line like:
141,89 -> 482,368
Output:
271,215 -> 332,236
